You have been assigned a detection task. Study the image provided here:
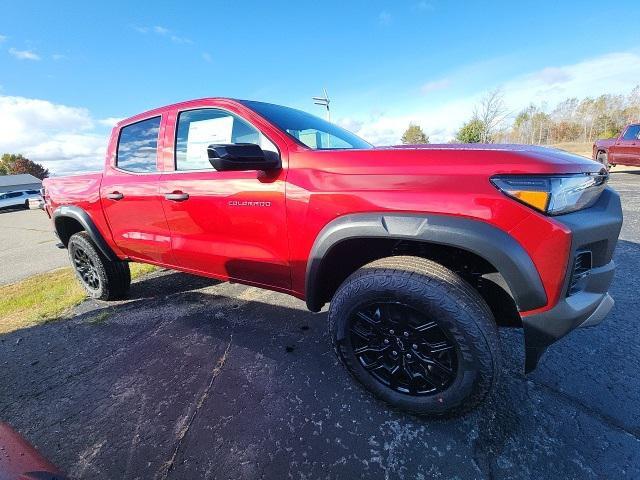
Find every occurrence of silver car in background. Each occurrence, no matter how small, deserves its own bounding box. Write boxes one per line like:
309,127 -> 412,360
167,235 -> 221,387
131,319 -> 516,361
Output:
0,190 -> 43,211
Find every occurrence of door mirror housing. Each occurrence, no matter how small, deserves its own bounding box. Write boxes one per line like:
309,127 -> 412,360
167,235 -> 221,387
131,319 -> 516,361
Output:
207,143 -> 281,172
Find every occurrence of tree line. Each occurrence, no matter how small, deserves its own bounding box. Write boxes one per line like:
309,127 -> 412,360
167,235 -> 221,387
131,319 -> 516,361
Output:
0,153 -> 49,179
401,85 -> 640,145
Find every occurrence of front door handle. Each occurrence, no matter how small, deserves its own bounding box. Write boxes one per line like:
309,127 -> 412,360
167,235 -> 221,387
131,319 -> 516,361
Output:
164,192 -> 189,202
106,192 -> 124,200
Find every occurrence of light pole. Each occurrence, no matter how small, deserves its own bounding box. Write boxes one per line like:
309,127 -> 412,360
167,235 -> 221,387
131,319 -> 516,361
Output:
312,88 -> 331,122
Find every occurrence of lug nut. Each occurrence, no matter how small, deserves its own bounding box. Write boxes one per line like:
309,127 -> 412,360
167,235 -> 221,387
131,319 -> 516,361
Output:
403,331 -> 409,337
391,350 -> 398,356
406,354 -> 412,359
389,329 -> 395,335
412,344 -> 418,350
383,339 -> 390,344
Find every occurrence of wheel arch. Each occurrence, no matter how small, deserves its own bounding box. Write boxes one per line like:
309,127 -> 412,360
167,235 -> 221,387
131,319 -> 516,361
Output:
305,213 -> 547,315
53,206 -> 118,261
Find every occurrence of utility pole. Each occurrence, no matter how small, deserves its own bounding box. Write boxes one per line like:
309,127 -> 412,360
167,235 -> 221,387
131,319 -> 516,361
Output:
312,88 -> 331,122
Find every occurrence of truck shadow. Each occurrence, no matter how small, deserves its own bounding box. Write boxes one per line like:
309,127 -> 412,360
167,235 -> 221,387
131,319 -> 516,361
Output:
1,239 -> 638,479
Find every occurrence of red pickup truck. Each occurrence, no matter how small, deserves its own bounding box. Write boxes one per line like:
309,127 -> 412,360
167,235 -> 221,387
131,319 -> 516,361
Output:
43,98 -> 622,416
593,123 -> 640,167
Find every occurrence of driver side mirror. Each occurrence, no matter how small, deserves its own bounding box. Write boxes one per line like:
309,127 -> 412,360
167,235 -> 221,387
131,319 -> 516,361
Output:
207,143 -> 281,172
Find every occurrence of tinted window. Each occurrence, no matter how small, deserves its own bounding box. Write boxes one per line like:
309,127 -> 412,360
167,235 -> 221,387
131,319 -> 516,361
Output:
622,124 -> 640,140
240,100 -> 372,150
7,192 -> 23,198
26,190 -> 39,194
175,108 -> 277,171
116,116 -> 161,172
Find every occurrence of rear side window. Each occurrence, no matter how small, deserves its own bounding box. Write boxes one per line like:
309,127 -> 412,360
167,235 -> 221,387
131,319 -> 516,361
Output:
622,124 -> 640,140
116,116 -> 161,172
7,192 -> 23,198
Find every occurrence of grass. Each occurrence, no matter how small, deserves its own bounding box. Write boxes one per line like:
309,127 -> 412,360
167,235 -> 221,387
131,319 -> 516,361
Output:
0,263 -> 157,335
548,142 -> 593,158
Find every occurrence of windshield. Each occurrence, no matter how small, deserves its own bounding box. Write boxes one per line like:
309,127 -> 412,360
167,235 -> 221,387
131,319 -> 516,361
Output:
240,100 -> 372,150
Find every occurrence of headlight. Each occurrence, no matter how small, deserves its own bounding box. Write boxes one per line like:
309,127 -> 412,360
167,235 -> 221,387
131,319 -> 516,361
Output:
491,172 -> 608,215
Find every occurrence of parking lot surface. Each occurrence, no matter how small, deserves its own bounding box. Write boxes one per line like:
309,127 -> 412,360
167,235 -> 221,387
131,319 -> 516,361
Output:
1,172 -> 639,479
0,208 -> 68,285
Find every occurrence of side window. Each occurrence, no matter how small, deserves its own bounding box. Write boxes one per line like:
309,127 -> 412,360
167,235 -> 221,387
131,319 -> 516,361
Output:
7,192 -> 22,198
622,125 -> 640,141
116,116 -> 161,172
175,108 -> 277,171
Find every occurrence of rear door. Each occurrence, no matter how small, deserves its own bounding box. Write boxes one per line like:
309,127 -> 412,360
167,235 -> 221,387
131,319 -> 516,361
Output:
157,104 -> 291,289
100,115 -> 173,264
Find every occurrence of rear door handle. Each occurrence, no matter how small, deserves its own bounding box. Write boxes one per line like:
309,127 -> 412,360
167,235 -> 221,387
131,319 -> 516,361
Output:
106,192 -> 124,201
164,192 -> 189,202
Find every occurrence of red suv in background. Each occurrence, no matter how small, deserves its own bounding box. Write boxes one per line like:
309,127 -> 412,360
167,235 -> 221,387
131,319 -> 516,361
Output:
43,98 -> 623,416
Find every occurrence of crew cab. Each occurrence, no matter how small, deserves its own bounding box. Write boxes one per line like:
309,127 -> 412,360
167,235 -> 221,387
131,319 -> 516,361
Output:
593,123 -> 640,167
42,98 -> 623,416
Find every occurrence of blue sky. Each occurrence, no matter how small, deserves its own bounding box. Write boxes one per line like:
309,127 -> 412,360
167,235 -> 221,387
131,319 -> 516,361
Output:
1,0 -> 639,173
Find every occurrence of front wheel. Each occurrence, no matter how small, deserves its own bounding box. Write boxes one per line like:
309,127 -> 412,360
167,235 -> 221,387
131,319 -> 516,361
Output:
328,256 -> 500,417
68,231 -> 131,300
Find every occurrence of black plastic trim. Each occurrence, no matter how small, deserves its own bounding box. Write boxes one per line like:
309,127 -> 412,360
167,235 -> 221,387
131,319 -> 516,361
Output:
305,213 -> 547,312
52,206 -> 118,261
521,187 -> 622,372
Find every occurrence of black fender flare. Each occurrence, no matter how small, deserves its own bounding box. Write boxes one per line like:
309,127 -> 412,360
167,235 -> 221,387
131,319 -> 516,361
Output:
52,205 -> 118,262
305,213 -> 547,312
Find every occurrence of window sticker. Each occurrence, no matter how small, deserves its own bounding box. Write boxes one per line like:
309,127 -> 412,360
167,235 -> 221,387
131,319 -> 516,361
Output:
185,116 -> 234,165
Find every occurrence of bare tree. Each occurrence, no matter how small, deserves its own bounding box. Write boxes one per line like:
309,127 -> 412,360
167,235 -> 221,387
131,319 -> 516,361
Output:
473,88 -> 508,143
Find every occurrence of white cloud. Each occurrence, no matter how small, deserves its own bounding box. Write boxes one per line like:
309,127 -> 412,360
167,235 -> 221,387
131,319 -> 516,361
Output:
339,50 -> 640,145
52,53 -> 67,61
0,95 -> 107,174
421,78 -> 451,94
98,117 -> 123,127
135,25 -> 193,44
8,48 -> 41,61
416,1 -> 434,10
153,25 -> 169,35
171,34 -> 193,44
0,34 -> 7,43
378,11 -> 392,25
202,52 -> 212,63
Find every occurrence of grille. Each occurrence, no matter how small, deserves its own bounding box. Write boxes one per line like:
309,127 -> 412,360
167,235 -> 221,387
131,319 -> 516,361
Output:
567,250 -> 592,296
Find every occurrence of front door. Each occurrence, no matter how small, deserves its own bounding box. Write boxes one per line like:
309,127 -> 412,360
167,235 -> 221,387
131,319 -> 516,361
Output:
611,124 -> 640,166
101,115 -> 173,264
158,107 -> 290,289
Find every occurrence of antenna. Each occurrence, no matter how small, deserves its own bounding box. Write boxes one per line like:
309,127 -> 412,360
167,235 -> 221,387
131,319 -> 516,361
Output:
312,88 -> 331,121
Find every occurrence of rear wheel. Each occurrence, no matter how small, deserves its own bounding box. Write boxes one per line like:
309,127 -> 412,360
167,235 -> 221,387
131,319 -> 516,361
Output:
328,256 -> 500,417
68,231 -> 130,300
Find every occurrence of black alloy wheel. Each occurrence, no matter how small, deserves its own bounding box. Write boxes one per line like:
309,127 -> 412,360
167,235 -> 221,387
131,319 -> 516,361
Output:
349,301 -> 458,396
72,245 -> 101,291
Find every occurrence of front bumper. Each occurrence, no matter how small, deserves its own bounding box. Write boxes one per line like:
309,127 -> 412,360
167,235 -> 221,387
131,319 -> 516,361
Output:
522,187 -> 622,372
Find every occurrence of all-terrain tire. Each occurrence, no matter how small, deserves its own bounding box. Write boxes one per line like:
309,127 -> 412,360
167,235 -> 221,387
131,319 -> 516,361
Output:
68,231 -> 131,300
328,256 -> 500,417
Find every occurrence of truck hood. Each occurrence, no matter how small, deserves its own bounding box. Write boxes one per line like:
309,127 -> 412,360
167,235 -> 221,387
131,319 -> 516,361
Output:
594,138 -> 616,149
305,144 -> 604,176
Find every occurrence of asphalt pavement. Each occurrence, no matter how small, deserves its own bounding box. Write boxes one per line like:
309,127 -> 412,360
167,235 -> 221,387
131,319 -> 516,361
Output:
0,208 -> 68,285
0,172 -> 639,479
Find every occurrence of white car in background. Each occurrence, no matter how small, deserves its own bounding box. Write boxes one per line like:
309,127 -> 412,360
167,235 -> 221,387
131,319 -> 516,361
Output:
0,190 -> 43,211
